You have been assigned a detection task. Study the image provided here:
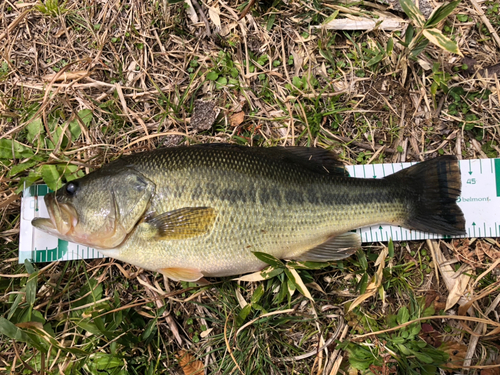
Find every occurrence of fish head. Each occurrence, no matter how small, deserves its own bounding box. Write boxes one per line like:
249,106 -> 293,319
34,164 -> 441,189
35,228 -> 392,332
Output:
32,167 -> 155,249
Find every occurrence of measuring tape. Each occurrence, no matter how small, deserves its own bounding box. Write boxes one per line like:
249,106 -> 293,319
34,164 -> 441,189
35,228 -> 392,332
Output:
19,158 -> 500,263
350,159 -> 499,242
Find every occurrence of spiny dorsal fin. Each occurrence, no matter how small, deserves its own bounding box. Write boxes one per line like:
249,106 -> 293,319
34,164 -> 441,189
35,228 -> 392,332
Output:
295,232 -> 361,262
146,207 -> 217,240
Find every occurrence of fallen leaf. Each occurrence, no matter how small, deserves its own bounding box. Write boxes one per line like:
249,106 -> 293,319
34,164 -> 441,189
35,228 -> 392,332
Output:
229,111 -> 245,127
481,367 -> 500,375
440,341 -> 467,369
348,247 -> 388,312
233,271 -> 266,282
429,240 -> 471,310
200,328 -> 213,338
43,71 -> 89,82
183,0 -> 199,24
16,321 -> 44,330
313,18 -> 402,31
235,288 -> 248,309
208,6 -> 221,30
419,323 -> 442,347
479,63 -> 500,77
287,267 -> 313,301
177,350 -> 204,375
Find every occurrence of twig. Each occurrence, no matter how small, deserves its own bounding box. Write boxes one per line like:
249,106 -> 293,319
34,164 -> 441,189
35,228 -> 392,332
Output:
191,0 -> 211,36
0,8 -> 31,43
469,0 -> 500,50
224,315 -> 244,375
463,292 -> 500,370
238,0 -> 256,20
12,340 -> 40,375
274,315 -> 345,362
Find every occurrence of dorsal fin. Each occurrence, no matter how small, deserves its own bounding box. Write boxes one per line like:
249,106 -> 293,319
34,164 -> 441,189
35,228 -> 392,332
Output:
191,144 -> 348,177
273,147 -> 348,176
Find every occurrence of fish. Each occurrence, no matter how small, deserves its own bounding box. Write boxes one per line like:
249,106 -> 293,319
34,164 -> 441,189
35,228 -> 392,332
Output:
32,144 -> 465,281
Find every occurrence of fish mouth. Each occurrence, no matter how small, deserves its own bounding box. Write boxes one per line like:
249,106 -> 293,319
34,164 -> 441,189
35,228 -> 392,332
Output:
31,194 -> 78,238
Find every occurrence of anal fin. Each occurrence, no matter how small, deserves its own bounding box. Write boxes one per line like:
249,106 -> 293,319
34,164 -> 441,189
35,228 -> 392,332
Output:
160,267 -> 204,282
296,232 -> 361,262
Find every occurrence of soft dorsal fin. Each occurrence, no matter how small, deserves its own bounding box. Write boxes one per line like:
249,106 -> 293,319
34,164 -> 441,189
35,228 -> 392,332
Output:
145,207 -> 217,240
191,143 -> 349,176
272,147 -> 349,176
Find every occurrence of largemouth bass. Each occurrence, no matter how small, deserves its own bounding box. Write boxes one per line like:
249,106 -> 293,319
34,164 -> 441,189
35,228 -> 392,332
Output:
32,144 -> 465,281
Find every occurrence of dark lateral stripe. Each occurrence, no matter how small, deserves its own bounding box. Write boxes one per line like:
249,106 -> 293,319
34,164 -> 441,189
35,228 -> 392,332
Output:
259,187 -> 282,205
285,190 -> 304,205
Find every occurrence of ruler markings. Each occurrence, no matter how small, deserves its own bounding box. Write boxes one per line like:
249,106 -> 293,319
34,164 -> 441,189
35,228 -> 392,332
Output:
495,159 -> 500,197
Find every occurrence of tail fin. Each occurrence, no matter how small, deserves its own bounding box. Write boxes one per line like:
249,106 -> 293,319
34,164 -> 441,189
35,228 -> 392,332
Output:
385,156 -> 465,236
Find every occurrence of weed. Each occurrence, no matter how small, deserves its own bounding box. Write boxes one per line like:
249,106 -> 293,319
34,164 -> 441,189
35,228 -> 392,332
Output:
35,0 -> 68,17
344,296 -> 448,374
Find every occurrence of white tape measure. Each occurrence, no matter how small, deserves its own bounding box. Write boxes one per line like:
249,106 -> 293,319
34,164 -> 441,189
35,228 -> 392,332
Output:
349,159 -> 500,242
19,158 -> 500,263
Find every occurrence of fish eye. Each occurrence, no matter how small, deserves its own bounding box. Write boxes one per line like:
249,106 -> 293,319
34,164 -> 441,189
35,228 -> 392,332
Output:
65,182 -> 78,196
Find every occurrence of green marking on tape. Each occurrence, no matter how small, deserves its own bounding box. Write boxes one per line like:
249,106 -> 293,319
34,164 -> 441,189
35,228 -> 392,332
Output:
24,185 -> 36,197
495,159 -> 500,197
32,239 -> 69,263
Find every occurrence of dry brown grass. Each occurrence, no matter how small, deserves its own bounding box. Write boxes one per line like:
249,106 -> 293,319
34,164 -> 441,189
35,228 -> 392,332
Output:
1,0 -> 500,373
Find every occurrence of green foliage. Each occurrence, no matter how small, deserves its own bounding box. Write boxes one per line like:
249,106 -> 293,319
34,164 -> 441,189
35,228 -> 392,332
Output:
398,0 -> 462,58
247,252 -> 320,303
0,60 -> 9,81
343,296 -> 448,373
1,109 -> 92,192
446,86 -> 492,137
205,51 -> 240,90
35,0 -> 68,16
0,263 -> 156,373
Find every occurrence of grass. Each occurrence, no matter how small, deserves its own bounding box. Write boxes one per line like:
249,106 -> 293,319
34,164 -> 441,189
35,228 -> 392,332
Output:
1,0 -> 500,373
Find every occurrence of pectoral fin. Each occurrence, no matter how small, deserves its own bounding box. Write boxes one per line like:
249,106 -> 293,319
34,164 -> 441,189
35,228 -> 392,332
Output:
296,232 -> 361,262
160,267 -> 204,282
146,207 -> 217,240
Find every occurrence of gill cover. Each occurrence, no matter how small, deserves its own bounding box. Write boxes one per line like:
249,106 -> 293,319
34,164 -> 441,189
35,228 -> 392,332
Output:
32,168 -> 155,249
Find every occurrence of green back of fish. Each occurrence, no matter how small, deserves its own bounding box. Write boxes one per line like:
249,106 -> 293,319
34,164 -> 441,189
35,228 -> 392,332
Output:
108,145 -> 404,276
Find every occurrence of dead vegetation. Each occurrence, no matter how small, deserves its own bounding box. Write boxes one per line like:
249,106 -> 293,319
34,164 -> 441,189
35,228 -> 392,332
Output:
1,0 -> 500,373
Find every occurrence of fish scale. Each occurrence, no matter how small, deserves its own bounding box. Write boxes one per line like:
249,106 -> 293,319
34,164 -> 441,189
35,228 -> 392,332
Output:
31,145 -> 465,281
